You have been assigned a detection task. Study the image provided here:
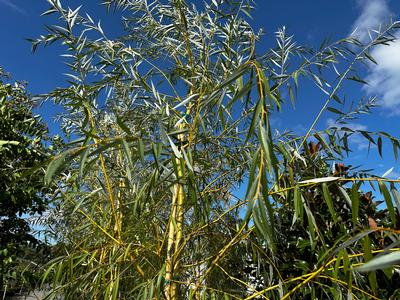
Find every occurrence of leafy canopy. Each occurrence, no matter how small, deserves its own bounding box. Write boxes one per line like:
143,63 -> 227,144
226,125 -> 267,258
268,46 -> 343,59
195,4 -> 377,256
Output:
27,0 -> 400,299
0,68 -> 52,294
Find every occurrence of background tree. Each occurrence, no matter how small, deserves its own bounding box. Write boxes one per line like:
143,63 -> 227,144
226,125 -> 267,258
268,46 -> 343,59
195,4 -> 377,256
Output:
240,139 -> 400,299
0,68 -> 52,295
31,0 -> 400,299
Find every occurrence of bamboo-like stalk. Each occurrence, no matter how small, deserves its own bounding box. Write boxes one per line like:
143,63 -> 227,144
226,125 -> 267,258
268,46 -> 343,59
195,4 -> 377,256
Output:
164,179 -> 184,300
86,106 -> 120,238
87,106 -> 122,298
36,1 -> 400,298
165,123 -> 186,300
164,184 -> 178,300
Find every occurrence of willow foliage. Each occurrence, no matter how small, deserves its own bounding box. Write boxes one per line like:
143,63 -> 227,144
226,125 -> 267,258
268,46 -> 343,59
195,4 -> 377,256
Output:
33,0 -> 400,299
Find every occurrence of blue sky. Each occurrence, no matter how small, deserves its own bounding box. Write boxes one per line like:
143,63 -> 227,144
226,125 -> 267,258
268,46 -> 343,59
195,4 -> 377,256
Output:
1,0 -> 399,179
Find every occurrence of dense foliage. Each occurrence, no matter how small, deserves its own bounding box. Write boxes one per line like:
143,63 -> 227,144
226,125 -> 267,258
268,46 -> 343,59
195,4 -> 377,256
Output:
13,0 -> 400,299
0,68 -> 52,295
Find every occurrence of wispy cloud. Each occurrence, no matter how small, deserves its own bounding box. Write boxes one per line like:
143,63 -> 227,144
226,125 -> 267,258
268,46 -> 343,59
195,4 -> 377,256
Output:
0,0 -> 26,15
351,0 -> 390,41
351,0 -> 400,115
364,39 -> 400,115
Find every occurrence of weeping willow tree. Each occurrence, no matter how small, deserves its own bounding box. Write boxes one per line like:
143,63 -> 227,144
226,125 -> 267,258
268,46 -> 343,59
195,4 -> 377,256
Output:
32,0 -> 400,299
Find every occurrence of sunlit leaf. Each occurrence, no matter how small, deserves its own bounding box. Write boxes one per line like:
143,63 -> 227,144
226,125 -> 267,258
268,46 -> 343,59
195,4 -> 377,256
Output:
298,177 -> 340,184
45,151 -> 68,185
355,251 -> 400,272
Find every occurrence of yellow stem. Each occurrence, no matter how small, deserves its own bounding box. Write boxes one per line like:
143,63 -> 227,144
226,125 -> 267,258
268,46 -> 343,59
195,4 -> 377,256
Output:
86,107 -> 119,238
165,123 -> 186,300
164,189 -> 178,300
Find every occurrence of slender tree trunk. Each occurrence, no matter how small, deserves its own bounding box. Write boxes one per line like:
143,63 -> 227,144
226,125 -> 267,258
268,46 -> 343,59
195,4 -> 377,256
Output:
164,125 -> 186,300
165,184 -> 178,300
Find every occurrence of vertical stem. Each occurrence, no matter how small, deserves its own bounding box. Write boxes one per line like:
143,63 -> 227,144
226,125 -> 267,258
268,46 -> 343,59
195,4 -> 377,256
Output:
173,156 -> 185,298
86,107 -> 120,238
117,148 -> 126,238
165,185 -> 178,300
165,4 -> 192,298
174,169 -> 185,251
165,125 -> 186,300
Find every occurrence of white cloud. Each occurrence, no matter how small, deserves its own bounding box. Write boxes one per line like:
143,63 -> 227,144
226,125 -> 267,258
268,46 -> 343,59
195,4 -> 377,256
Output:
364,40 -> 400,115
0,0 -> 26,15
351,0 -> 391,41
351,0 -> 400,115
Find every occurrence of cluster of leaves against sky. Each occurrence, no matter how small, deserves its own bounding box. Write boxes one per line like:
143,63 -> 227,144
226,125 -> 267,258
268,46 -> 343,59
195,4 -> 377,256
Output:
1,0 -> 400,299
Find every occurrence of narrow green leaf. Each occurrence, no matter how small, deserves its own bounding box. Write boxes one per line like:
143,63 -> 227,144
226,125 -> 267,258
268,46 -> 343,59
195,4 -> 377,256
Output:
253,202 -> 269,246
293,70 -> 299,88
342,249 -> 350,274
347,76 -> 368,85
288,83 -> 295,108
168,136 -> 182,159
245,149 -> 260,199
363,235 -> 377,295
314,132 -> 333,154
243,150 -> 260,225
152,142 -> 162,166
351,183 -> 359,227
292,185 -> 302,225
334,250 -> 344,278
231,78 -> 252,105
216,63 -> 250,91
379,182 -> 396,225
343,132 -> 349,154
122,139 -> 133,167
111,275 -> 119,300
338,186 -> 352,207
355,251 -> 400,272
260,171 -> 276,253
392,139 -> 399,161
138,138 -> 144,164
327,107 -> 344,115
332,229 -> 375,257
182,148 -> 193,173
377,136 -> 383,157
304,204 -> 317,249
364,51 -> 377,64
322,183 -> 337,222
246,99 -> 263,142
360,131 -> 376,145
332,93 -> 342,104
45,151 -> 68,185
259,123 -> 272,174
79,146 -> 90,178
54,262 -> 63,286
390,185 -> 400,214
383,266 -> 394,280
